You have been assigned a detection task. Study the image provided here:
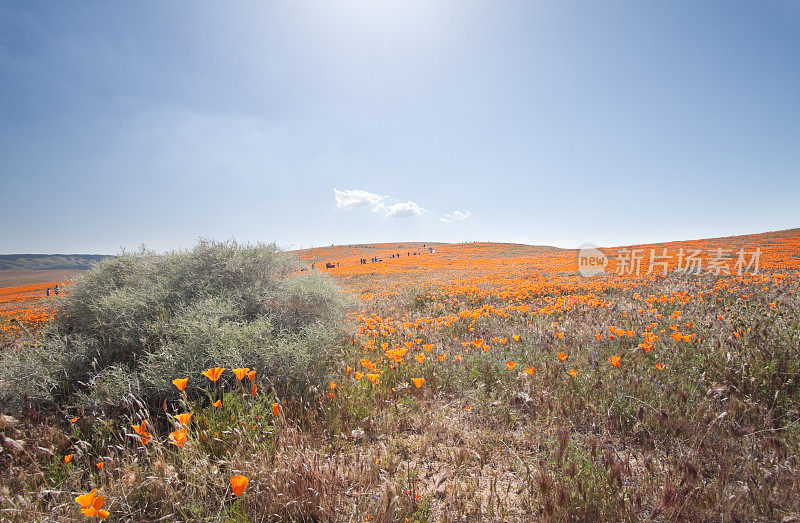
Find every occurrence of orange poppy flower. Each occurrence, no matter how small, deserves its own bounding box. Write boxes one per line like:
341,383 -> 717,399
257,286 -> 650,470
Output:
70,417 -> 79,423
77,490 -> 108,518
412,378 -> 425,388
251,384 -> 258,396
355,372 -> 364,379
272,403 -> 280,416
525,366 -> 535,375
75,489 -> 97,509
329,382 -> 337,390
594,334 -> 602,340
233,368 -> 250,380
64,454 -> 73,464
608,355 -> 621,368
176,412 -> 193,426
75,489 -> 109,518
437,354 -> 446,361
169,428 -> 188,447
415,354 -> 425,363
505,361 -> 516,370
139,432 -> 151,445
202,367 -> 225,382
464,405 -> 472,412
231,475 -> 249,496
512,335 -> 520,342
366,373 -> 379,383
568,369 -> 577,377
132,420 -> 147,435
558,352 -> 568,362
247,370 -> 256,381
670,332 -> 682,342
172,378 -> 188,391
422,344 -> 434,352
213,399 -> 222,408
655,362 -> 664,370
96,461 -> 104,470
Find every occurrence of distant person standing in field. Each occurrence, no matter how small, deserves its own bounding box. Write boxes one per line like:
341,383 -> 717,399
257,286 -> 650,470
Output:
54,285 -> 60,296
46,288 -> 50,296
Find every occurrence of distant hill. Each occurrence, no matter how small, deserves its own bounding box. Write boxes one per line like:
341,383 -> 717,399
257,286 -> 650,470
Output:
0,254 -> 112,271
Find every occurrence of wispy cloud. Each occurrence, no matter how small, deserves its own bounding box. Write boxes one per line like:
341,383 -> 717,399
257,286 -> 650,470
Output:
440,210 -> 471,223
333,189 -> 424,218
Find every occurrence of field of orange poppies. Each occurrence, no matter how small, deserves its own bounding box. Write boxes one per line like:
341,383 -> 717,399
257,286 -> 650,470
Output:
0,281 -> 66,337
1,230 -> 799,520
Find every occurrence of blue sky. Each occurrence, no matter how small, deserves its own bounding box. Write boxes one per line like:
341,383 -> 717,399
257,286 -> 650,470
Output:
1,1 -> 798,254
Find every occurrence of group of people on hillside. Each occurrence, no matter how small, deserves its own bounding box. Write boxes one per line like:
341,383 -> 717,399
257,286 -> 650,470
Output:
45,285 -> 60,297
321,245 -> 435,269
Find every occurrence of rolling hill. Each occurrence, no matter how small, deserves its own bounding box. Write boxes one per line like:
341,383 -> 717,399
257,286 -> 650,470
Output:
0,254 -> 112,271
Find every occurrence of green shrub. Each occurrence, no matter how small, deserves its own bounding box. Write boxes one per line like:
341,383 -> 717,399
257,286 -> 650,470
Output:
0,240 -> 350,413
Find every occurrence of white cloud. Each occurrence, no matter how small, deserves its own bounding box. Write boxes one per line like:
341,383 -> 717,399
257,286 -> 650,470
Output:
333,188 -> 386,209
440,210 -> 472,223
385,201 -> 424,218
333,189 -> 424,218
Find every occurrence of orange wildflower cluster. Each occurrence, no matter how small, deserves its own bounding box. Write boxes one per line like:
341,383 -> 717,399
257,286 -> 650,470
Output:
292,231 -> 800,411
0,280 -> 70,337
61,364 -> 266,517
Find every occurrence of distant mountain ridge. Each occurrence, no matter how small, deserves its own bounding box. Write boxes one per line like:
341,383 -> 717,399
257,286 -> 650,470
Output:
0,254 -> 112,270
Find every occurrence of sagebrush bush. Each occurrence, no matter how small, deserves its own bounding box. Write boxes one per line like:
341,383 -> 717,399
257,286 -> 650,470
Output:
0,239 -> 350,413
